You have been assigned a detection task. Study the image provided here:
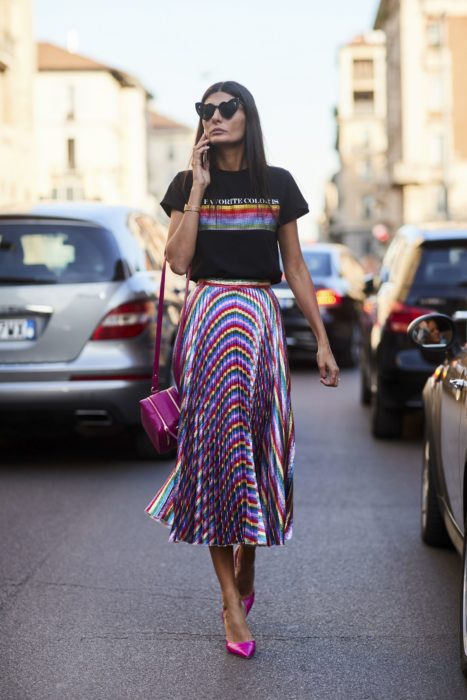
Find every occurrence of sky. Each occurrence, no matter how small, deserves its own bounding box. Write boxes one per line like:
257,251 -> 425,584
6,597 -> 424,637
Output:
35,0 -> 379,238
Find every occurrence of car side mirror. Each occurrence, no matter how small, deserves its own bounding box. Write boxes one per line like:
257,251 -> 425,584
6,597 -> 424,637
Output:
407,313 -> 456,351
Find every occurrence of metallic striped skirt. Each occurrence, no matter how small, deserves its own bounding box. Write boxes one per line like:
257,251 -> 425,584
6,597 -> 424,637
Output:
144,278 -> 295,546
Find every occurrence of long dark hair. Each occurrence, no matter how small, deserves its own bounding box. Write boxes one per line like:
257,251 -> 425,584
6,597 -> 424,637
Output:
192,80 -> 273,207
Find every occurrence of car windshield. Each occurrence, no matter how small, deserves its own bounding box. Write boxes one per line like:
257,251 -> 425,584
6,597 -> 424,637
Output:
302,251 -> 332,277
0,221 -> 125,284
413,244 -> 467,287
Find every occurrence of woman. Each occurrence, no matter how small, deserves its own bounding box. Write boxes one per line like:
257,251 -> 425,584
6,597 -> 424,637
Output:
145,81 -> 339,659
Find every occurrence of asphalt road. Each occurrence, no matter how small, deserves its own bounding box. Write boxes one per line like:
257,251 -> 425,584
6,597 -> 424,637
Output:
1,365 -> 467,700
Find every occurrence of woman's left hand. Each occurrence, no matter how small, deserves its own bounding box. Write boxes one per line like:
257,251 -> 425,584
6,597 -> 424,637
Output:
316,343 -> 340,387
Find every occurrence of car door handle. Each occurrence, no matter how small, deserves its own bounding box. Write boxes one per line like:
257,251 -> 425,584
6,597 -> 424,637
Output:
449,379 -> 467,390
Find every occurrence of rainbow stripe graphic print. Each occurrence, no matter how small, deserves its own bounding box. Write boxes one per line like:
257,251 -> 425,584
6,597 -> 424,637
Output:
144,281 -> 295,546
199,199 -> 280,232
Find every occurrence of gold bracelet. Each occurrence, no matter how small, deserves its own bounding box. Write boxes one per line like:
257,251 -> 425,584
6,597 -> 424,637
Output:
184,204 -> 201,213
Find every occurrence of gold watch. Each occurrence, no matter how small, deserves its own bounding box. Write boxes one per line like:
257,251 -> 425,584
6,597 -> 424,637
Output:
184,204 -> 201,213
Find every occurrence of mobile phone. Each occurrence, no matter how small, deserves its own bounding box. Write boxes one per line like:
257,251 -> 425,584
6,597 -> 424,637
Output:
202,148 -> 209,168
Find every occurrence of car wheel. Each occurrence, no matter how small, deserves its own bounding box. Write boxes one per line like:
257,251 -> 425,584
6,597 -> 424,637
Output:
371,384 -> 403,438
360,362 -> 371,406
460,514 -> 467,676
421,430 -> 451,547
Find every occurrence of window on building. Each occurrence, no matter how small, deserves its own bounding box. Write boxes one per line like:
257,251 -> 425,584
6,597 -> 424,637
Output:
353,59 -> 374,80
427,21 -> 442,48
353,91 -> 374,115
428,74 -> 443,112
67,139 -> 76,170
430,133 -> 445,166
66,187 -> 74,201
361,128 -> 371,148
66,85 -> 75,120
359,159 -> 373,181
435,185 -> 448,216
361,194 -> 375,220
167,145 -> 175,161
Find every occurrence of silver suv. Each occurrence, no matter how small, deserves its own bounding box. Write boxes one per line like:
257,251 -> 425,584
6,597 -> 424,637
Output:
0,202 -> 185,457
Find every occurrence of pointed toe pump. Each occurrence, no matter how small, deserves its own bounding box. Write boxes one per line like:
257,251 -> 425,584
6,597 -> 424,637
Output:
219,589 -> 255,621
241,590 -> 255,616
222,607 -> 256,659
225,640 -> 256,659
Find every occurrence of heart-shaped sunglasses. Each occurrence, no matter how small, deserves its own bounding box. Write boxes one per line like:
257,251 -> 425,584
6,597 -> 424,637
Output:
195,97 -> 243,121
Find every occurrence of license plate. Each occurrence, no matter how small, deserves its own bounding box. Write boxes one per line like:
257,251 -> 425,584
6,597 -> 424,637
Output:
0,318 -> 36,340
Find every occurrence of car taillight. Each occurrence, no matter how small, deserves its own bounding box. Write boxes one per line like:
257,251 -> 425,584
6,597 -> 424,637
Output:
91,301 -> 153,340
316,288 -> 343,307
385,301 -> 433,334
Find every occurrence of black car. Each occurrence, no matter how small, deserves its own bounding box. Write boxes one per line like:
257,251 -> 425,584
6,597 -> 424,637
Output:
407,311 -> 467,675
360,224 -> 467,438
273,243 -> 365,366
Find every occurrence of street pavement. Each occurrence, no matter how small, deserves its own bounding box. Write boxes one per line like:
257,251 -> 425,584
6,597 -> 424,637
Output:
1,365 -> 467,700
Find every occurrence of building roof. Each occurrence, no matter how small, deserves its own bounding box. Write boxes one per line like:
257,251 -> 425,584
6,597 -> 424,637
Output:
148,110 -> 191,131
37,42 -> 153,97
347,29 -> 386,47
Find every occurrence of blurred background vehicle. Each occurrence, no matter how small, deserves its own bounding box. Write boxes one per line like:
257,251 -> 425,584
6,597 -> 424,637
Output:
360,224 -> 467,438
407,311 -> 467,675
0,202 -> 185,458
274,242 -> 366,367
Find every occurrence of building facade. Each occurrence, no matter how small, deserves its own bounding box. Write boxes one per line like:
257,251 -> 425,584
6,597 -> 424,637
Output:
35,42 -> 152,209
0,0 -> 36,207
147,111 -> 194,220
375,0 -> 467,225
324,30 -> 388,257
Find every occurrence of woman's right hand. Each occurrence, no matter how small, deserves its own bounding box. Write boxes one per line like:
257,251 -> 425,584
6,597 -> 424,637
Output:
192,133 -> 211,189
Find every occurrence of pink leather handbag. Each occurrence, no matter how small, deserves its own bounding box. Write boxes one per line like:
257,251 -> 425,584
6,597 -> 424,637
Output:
139,258 -> 191,454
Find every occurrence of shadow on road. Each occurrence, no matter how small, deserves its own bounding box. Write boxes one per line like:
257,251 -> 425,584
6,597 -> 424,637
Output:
0,364 -> 423,468
0,430 -> 162,469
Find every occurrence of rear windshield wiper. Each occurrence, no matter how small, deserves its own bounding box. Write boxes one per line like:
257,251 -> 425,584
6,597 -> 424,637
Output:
0,277 -> 58,285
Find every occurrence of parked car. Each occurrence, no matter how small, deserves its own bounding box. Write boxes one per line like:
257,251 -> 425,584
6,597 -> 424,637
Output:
273,243 -> 366,366
0,202 -> 186,457
360,224 -> 467,438
407,311 -> 467,675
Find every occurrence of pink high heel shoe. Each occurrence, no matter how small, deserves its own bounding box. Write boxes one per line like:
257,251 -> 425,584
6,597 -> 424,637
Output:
225,640 -> 256,659
222,609 -> 256,659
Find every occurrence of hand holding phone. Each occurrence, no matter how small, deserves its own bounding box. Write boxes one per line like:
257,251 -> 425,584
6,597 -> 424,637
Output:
192,134 -> 211,188
202,144 -> 209,169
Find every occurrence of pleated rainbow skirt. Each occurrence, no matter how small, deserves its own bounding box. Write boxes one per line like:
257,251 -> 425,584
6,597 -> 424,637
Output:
144,279 -> 295,546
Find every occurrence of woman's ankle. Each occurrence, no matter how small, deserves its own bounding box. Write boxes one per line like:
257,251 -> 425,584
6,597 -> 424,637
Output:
221,587 -> 242,609
235,548 -> 255,597
236,574 -> 255,598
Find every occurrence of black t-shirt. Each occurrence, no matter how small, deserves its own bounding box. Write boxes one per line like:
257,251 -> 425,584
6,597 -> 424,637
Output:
160,165 -> 309,285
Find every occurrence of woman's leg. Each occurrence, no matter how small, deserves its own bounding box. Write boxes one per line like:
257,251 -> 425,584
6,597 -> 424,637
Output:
235,544 -> 256,597
209,546 -> 253,643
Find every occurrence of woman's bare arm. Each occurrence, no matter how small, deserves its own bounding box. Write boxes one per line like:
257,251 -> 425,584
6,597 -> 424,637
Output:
165,134 -> 211,275
164,189 -> 203,275
278,220 -> 339,387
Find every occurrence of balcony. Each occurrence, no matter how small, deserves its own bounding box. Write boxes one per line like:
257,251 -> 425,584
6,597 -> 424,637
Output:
391,161 -> 444,186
